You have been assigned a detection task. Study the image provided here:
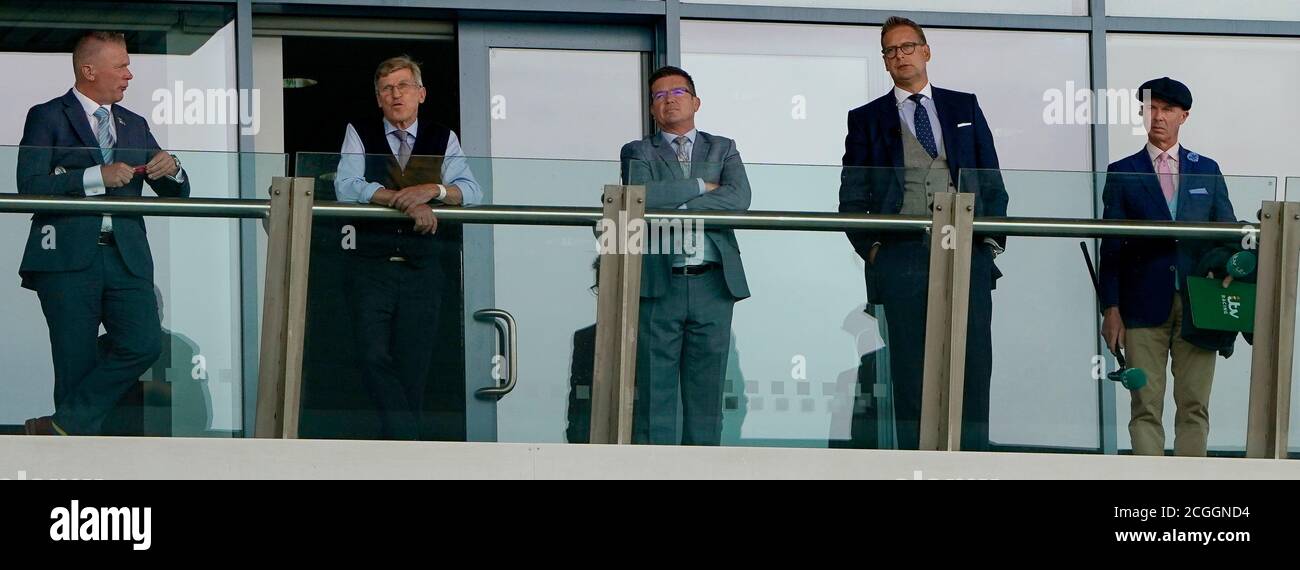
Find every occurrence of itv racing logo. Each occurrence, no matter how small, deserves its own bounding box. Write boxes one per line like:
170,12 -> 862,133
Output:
1222,294 -> 1243,319
49,500 -> 152,551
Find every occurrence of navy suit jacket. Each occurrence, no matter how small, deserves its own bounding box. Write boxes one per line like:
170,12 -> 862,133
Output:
16,89 -> 190,289
1098,146 -> 1236,333
838,86 -> 1008,303
619,131 -> 750,300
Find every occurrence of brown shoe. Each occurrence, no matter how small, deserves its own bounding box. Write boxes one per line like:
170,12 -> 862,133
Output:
24,416 -> 64,436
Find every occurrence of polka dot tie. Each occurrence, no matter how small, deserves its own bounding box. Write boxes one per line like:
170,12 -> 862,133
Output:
909,93 -> 938,159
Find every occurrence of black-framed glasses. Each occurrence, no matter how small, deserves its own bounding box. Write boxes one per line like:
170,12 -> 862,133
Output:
882,42 -> 924,58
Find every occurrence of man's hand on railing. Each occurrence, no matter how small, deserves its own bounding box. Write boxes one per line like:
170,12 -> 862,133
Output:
391,184 -> 438,211
406,203 -> 438,235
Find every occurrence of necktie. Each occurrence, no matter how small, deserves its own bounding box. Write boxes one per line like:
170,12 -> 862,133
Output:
674,135 -> 691,177
394,130 -> 411,170
674,134 -> 703,265
93,107 -> 114,233
1156,152 -> 1175,202
93,107 -> 115,164
909,93 -> 938,158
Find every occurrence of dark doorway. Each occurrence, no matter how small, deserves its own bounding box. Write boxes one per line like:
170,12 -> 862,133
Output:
281,35 -> 460,165
282,34 -> 467,441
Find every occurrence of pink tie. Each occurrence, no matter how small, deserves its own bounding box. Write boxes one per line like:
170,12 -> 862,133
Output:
1156,153 -> 1175,202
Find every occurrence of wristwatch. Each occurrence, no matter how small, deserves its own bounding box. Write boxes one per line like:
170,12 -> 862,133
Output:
171,154 -> 181,173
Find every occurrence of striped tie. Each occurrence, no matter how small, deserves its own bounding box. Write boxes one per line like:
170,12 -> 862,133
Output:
93,107 -> 115,164
93,107 -> 115,233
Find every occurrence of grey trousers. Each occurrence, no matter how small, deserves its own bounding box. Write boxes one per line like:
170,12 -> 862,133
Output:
633,267 -> 735,445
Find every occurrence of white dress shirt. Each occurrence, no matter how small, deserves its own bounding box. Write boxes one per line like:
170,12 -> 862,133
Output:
72,88 -> 116,231
72,87 -> 185,233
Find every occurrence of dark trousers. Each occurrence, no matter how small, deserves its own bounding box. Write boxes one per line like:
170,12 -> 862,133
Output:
874,240 -> 994,451
347,255 -> 443,440
31,244 -> 161,436
633,266 -> 735,446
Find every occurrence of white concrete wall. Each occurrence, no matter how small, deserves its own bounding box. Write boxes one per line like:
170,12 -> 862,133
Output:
2,436 -> 1297,479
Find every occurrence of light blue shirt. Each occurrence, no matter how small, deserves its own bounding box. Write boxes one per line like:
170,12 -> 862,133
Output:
661,129 -> 720,266
894,83 -> 945,159
336,118 -> 483,206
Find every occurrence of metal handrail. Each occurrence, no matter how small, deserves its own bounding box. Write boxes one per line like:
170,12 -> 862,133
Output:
312,202 -> 606,226
0,195 -> 268,219
317,205 -> 1261,239
0,194 -> 1263,239
972,217 -> 1256,239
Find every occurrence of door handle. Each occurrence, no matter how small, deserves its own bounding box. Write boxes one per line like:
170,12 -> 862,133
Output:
474,308 -> 517,399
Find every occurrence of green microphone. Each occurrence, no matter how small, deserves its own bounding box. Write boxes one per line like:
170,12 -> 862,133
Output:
1080,242 -> 1148,391
1108,350 -> 1147,391
1227,250 -> 1256,280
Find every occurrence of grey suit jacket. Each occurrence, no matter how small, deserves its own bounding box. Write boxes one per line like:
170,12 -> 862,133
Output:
618,131 -> 750,300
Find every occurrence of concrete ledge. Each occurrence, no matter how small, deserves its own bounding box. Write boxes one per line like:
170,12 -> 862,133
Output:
3,435 -> 1299,479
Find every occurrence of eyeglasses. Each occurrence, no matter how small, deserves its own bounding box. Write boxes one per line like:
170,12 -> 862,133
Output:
651,87 -> 693,102
881,42 -> 924,58
379,81 -> 422,97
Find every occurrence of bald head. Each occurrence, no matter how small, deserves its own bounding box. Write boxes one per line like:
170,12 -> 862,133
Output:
72,31 -> 132,105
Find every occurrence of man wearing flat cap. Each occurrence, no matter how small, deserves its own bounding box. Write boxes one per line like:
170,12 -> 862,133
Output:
1098,77 -> 1237,456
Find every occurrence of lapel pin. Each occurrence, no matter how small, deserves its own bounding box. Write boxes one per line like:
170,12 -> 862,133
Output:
1187,152 -> 1199,163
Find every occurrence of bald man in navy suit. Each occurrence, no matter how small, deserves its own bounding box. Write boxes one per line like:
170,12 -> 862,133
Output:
18,31 -> 189,436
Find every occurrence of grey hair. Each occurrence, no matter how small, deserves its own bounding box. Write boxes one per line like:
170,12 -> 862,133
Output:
374,55 -> 423,92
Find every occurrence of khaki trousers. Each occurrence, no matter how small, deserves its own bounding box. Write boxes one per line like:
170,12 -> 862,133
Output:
1125,295 -> 1217,457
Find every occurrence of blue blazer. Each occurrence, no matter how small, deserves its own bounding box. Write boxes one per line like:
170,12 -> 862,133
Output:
838,86 -> 1008,303
16,89 -> 190,289
619,131 -> 750,300
1098,146 -> 1236,331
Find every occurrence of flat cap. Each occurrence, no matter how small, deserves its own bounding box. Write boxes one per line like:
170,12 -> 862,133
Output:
1137,76 -> 1192,110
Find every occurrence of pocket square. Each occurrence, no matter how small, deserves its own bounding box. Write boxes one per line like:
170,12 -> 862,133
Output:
1189,188 -> 1208,195
957,122 -> 972,128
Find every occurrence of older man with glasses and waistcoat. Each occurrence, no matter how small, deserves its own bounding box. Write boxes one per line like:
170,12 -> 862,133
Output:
334,55 -> 482,440
839,17 -> 1008,451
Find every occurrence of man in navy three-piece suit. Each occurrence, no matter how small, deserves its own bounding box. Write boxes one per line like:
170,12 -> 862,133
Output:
17,31 -> 190,436
839,16 -> 1008,451
1099,77 -> 1236,457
